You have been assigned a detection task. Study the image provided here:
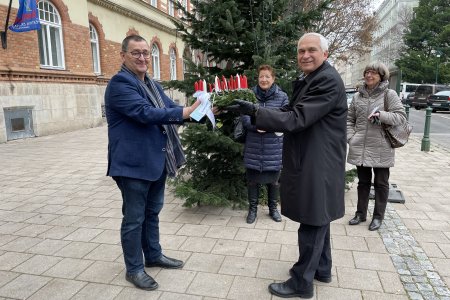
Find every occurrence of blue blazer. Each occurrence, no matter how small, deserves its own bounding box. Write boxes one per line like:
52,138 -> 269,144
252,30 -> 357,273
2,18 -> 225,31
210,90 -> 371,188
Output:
105,70 -> 184,181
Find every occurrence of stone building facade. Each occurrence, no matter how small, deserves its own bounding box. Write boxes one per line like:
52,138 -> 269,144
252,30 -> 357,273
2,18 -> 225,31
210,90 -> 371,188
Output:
0,0 -> 190,142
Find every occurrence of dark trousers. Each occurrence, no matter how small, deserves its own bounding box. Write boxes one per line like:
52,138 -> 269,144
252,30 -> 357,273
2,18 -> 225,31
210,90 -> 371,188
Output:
290,223 -> 331,291
113,171 -> 166,274
356,166 -> 390,220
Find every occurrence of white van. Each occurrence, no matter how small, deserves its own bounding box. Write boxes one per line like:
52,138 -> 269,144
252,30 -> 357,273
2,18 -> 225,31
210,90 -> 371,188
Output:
399,83 -> 421,100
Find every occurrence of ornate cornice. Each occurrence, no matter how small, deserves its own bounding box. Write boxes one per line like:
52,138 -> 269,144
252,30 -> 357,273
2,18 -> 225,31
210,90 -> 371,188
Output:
0,67 -> 110,85
88,0 -> 178,35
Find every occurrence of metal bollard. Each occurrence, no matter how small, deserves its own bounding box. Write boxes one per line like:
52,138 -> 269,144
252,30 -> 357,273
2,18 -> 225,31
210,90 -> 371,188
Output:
421,107 -> 432,151
405,104 -> 410,121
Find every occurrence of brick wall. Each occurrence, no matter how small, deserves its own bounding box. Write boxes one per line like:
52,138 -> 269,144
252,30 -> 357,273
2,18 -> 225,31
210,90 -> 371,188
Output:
1,2 -> 185,81
0,0 -> 188,142
0,6 -> 41,70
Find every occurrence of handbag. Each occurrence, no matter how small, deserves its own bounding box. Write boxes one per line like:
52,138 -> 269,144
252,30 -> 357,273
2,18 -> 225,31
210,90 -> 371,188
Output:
233,117 -> 247,143
382,90 -> 413,148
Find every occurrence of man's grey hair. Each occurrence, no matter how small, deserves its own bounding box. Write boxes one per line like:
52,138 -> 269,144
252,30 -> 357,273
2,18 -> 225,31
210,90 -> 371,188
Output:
121,35 -> 148,52
364,62 -> 390,81
298,33 -> 329,52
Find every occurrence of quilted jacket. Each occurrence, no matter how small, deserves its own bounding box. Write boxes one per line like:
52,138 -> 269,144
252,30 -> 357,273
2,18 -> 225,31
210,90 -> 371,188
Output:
241,84 -> 288,172
347,81 -> 406,168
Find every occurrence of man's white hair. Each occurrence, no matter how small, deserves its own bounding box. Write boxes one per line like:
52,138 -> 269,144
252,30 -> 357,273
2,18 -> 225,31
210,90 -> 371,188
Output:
298,33 -> 329,52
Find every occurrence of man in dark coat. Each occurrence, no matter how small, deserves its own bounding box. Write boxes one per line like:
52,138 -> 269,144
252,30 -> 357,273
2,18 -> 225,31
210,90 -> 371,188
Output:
105,35 -> 200,291
229,32 -> 347,298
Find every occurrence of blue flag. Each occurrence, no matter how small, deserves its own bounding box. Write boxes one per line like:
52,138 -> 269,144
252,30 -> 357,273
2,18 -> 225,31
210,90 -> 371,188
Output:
9,0 -> 41,32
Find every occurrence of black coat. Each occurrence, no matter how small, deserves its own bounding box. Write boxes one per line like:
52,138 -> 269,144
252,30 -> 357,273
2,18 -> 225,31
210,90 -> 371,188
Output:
255,61 -> 347,226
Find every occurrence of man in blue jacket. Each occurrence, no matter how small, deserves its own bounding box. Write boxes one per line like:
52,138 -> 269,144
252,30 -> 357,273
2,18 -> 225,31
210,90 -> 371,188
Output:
105,35 -> 200,291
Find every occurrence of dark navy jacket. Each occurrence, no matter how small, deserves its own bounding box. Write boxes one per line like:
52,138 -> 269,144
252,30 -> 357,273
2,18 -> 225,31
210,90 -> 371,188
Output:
105,70 -> 184,181
242,84 -> 289,172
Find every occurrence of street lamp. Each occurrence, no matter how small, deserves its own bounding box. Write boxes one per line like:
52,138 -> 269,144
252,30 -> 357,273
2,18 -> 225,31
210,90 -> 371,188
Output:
434,50 -> 442,84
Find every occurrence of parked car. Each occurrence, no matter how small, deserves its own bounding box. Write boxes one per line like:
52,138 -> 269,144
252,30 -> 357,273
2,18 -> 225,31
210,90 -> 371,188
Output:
428,90 -> 450,112
346,88 -> 357,107
399,83 -> 420,101
403,92 -> 415,106
412,84 -> 450,110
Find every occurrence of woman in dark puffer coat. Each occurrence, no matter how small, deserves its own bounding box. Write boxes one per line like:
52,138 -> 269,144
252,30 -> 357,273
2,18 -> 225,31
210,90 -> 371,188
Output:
242,65 -> 289,224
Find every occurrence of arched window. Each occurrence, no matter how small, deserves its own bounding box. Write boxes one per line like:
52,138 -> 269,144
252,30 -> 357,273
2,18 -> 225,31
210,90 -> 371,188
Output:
37,0 -> 65,69
169,48 -> 177,80
89,24 -> 101,74
152,44 -> 161,80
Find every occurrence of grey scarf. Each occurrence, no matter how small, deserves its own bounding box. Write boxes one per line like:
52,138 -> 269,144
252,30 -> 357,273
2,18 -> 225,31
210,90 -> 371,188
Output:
121,65 -> 186,177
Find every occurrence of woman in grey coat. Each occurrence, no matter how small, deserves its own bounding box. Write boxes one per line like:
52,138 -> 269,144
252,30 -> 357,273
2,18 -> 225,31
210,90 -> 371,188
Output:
347,62 -> 406,231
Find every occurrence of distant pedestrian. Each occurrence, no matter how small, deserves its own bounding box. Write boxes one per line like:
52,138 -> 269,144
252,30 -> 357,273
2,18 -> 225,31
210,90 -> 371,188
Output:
347,62 -> 406,231
105,35 -> 200,291
227,32 -> 347,299
242,65 -> 288,224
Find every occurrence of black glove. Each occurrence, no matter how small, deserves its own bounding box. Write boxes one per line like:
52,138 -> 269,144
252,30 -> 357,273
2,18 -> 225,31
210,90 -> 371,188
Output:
226,99 -> 259,116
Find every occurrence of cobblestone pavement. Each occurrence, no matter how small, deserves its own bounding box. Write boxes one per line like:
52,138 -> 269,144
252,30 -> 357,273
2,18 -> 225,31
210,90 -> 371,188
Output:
0,125 -> 449,300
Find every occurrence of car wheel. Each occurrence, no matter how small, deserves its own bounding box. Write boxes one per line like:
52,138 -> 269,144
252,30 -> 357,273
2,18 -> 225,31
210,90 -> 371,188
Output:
432,109 -> 437,113
415,106 -> 420,110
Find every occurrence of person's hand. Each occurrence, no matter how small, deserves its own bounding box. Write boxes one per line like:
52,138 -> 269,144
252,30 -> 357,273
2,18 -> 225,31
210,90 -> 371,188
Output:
212,106 -> 221,115
368,111 -> 381,125
226,99 -> 259,116
183,100 -> 201,119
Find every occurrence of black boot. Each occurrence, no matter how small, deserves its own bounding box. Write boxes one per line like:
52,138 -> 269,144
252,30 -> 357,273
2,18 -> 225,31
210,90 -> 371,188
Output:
267,183 -> 282,222
246,184 -> 259,224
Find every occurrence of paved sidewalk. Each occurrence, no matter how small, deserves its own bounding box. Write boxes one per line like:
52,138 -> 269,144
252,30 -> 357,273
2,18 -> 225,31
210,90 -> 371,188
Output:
0,125 -> 449,300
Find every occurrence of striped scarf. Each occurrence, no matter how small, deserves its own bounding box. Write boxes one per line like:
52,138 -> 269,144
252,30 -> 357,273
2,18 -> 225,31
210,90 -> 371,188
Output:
121,65 -> 186,177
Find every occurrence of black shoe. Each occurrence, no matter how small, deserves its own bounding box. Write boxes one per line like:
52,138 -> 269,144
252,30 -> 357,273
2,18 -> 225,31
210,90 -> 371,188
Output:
314,274 -> 332,283
269,209 -> 282,222
348,215 -> 366,225
268,281 -> 313,299
246,209 -> 257,224
126,271 -> 158,291
145,254 -> 184,269
369,218 -> 382,231
289,268 -> 332,283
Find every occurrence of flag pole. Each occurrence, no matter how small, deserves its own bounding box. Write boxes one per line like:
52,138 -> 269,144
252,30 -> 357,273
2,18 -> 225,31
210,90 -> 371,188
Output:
1,0 -> 14,49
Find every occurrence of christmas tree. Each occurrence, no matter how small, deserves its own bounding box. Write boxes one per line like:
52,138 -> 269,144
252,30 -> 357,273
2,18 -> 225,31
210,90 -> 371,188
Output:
166,0 -> 339,208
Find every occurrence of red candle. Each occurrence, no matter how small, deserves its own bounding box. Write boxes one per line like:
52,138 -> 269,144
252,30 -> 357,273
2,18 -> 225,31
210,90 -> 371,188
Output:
194,81 -> 198,91
243,75 -> 247,88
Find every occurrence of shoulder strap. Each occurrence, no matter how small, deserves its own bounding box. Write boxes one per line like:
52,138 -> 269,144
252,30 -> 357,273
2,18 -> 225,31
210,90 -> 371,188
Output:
383,90 -> 388,112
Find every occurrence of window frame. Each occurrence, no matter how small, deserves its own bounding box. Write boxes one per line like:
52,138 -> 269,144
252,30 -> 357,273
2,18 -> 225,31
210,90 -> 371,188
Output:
89,24 -> 101,75
169,48 -> 177,80
37,0 -> 65,70
150,0 -> 157,7
168,0 -> 174,16
152,44 -> 161,80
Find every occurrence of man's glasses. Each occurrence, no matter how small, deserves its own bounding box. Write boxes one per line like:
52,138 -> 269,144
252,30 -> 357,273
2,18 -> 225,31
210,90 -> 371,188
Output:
128,51 -> 151,59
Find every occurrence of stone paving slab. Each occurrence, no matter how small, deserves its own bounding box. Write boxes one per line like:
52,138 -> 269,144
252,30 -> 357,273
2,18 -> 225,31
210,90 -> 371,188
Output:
0,127 -> 449,299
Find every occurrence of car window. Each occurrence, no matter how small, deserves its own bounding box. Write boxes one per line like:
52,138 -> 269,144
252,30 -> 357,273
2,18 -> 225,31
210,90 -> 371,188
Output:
435,91 -> 450,96
346,91 -> 357,99
416,86 -> 432,94
405,85 -> 418,92
436,86 -> 450,92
